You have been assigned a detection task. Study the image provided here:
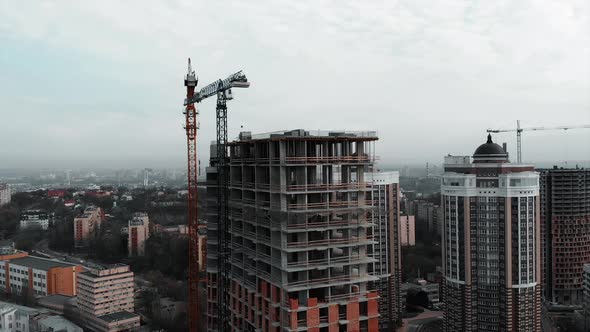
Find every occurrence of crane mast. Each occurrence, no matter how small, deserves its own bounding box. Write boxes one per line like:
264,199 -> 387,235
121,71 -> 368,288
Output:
215,89 -> 230,332
182,59 -> 249,331
184,58 -> 200,332
487,121 -> 590,163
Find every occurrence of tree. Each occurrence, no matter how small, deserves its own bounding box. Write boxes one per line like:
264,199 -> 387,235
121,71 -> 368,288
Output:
14,226 -> 44,251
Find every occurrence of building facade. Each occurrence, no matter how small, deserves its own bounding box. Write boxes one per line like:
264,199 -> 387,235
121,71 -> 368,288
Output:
441,135 -> 541,332
0,256 -> 82,297
19,210 -> 51,230
76,264 -> 140,332
128,212 -> 150,256
540,167 -> 590,305
208,129 -> 380,331
366,171 -> 402,331
0,184 -> 10,207
74,207 -> 104,247
415,200 -> 443,237
400,215 -> 416,246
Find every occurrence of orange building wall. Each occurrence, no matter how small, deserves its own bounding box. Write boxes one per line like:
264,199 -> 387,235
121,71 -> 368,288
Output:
0,251 -> 28,261
47,265 -> 84,296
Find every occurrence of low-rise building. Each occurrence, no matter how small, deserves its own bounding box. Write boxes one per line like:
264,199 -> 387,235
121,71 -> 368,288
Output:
0,302 -> 36,332
74,207 -> 104,247
31,314 -> 83,332
0,256 -> 83,297
400,215 -> 416,246
19,210 -> 52,230
0,183 -> 10,207
128,212 -> 150,256
76,264 -> 140,332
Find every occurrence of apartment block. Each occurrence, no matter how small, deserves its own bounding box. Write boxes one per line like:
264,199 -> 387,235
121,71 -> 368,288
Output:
441,135 -> 541,332
0,255 -> 82,297
208,129 -> 380,331
400,215 -> 415,246
415,201 -> 443,237
0,183 -> 10,207
74,207 -> 104,247
128,212 -> 150,256
76,264 -> 140,332
19,210 -> 52,230
540,167 -> 590,306
366,171 -> 402,331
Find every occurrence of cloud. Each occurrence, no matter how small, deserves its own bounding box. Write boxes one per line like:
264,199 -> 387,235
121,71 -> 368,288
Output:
0,0 -> 588,167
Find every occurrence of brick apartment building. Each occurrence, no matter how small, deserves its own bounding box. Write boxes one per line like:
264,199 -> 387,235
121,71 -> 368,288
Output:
540,167 -> 590,305
74,207 -> 104,247
128,212 -> 150,256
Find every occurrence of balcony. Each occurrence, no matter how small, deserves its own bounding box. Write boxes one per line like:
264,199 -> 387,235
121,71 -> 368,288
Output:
288,200 -> 375,211
285,254 -> 375,270
286,235 -> 375,250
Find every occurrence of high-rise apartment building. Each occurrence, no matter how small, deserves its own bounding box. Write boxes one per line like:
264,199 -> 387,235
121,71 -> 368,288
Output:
208,129 -> 380,331
366,171 -> 402,331
441,135 -> 541,332
76,264 -> 140,332
0,184 -> 10,207
540,167 -> 590,305
74,207 -> 104,247
415,201 -> 443,237
400,215 -> 416,246
128,212 -> 150,256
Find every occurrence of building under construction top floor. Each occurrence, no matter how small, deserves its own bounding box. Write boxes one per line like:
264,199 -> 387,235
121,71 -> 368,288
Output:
206,129 -> 381,332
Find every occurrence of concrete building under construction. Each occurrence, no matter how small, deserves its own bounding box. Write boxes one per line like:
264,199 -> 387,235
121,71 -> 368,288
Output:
540,167 -> 590,305
207,129 -> 382,331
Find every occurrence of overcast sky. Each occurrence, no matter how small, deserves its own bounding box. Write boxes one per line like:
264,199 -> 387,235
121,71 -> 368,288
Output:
1,0 -> 589,169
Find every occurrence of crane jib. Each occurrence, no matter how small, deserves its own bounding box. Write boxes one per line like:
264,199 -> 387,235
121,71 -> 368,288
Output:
184,71 -> 248,105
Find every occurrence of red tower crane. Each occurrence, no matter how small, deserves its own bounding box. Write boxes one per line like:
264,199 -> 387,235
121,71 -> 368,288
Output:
183,58 -> 249,331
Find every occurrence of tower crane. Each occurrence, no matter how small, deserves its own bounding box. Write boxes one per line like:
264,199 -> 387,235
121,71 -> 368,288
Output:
183,58 -> 249,332
487,120 -> 590,163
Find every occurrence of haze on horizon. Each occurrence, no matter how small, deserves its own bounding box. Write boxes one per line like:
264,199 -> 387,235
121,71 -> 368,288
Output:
0,1 -> 589,169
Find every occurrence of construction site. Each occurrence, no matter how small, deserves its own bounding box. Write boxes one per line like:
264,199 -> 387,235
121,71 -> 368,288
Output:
182,61 -> 403,331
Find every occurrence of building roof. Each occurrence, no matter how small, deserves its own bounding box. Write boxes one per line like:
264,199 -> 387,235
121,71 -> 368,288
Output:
8,256 -> 77,271
35,315 -> 83,332
97,311 -> 139,323
473,134 -> 507,158
37,294 -> 74,307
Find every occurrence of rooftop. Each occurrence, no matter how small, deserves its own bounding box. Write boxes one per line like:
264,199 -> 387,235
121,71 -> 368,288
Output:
37,294 -> 75,307
231,129 -> 378,143
8,256 -> 77,271
97,311 -> 139,323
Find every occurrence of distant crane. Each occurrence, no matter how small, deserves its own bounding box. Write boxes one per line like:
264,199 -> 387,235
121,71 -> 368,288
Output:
487,120 -> 590,163
183,59 -> 249,332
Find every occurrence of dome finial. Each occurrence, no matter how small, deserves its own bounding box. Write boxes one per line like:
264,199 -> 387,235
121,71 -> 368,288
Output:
487,134 -> 493,143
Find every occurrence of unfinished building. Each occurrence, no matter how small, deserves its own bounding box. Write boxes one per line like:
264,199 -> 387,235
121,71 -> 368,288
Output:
540,167 -> 590,305
209,129 -> 381,332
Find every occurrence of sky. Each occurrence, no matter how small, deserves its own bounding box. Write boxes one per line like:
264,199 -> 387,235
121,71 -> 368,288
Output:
0,0 -> 589,169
